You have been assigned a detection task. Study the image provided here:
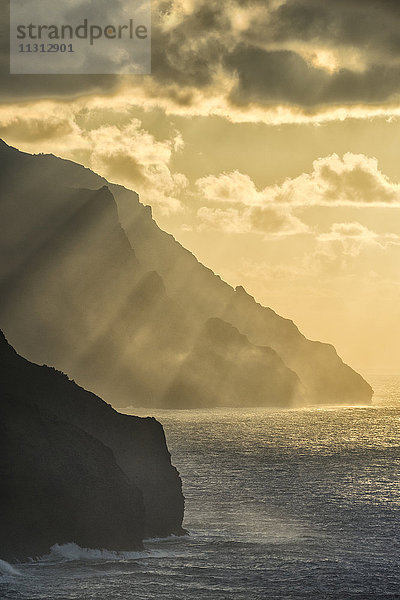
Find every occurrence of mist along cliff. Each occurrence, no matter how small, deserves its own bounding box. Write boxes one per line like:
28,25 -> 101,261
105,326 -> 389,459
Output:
0,330 -> 185,561
0,139 -> 373,407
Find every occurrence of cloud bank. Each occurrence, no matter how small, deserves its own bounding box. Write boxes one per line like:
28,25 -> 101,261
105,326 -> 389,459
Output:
3,0 -> 400,120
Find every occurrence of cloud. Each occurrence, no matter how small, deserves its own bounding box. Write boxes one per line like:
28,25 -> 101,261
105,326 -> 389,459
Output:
294,220 -> 400,279
274,153 -> 400,206
150,0 -> 400,111
3,0 -> 400,116
194,152 -> 400,235
195,169 -> 308,235
196,171 -> 259,205
195,153 -> 400,209
0,112 -> 77,143
226,45 -> 400,108
83,121 -> 188,214
317,222 -> 400,256
151,2 -> 228,89
268,0 -> 400,63
193,153 -> 400,236
196,205 -> 308,236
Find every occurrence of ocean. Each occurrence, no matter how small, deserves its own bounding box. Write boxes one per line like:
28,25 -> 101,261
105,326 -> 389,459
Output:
1,373 -> 399,599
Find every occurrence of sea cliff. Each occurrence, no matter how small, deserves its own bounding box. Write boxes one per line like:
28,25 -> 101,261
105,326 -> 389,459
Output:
0,331 -> 185,561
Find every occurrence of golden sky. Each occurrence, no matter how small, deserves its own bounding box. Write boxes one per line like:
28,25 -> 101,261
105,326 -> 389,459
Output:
1,0 -> 400,373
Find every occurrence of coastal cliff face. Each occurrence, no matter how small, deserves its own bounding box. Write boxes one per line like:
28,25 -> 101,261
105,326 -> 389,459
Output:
0,401 -> 145,562
0,139 -> 373,407
0,331 -> 185,560
165,318 -> 302,408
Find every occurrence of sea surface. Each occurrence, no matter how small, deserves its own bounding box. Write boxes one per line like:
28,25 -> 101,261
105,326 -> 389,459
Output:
1,373 -> 400,599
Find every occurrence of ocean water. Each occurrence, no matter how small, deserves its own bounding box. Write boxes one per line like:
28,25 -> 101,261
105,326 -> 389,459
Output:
1,373 -> 399,599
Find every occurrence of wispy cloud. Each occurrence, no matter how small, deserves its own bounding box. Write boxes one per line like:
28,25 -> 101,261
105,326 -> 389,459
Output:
317,222 -> 400,256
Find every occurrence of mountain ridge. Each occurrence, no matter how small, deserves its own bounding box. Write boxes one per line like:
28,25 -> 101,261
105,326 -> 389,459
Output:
0,139 -> 373,407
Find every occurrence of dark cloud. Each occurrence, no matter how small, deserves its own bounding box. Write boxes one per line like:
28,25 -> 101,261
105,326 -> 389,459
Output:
149,0 -> 400,108
151,3 -> 228,88
225,45 -> 400,107
268,0 -> 400,56
322,65 -> 400,105
3,0 -> 400,108
225,47 -> 328,107
153,0 -> 400,108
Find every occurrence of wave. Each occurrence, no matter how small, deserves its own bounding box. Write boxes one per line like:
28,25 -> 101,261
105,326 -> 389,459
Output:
0,559 -> 20,576
40,542 -> 177,563
42,543 -> 149,562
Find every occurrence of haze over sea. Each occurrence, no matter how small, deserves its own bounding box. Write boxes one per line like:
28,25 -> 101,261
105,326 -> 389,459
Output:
1,372 -> 399,600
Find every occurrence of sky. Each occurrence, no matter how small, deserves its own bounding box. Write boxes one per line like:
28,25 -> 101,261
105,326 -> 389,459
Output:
1,0 -> 400,374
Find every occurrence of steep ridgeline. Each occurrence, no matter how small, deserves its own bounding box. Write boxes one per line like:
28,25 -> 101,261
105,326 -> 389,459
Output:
0,331 -> 185,561
0,139 -> 373,406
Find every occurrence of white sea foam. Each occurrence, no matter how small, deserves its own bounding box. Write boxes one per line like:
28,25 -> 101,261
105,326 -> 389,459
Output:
0,559 -> 20,576
43,543 -> 150,562
39,542 -> 178,563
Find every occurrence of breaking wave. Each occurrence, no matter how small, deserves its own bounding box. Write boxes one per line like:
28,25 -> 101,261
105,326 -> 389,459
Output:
40,543 -> 175,563
0,559 -> 20,576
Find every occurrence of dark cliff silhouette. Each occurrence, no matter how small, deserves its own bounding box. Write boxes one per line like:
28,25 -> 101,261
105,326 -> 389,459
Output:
0,331 -> 184,561
0,139 -> 373,407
